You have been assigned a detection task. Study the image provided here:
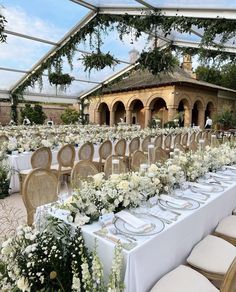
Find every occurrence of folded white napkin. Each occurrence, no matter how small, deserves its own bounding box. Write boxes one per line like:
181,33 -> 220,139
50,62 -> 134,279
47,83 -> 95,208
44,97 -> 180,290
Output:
115,210 -> 151,231
226,166 -> 236,171
149,206 -> 176,220
210,173 -> 228,180
184,192 -> 207,201
160,195 -> 189,208
190,182 -> 213,192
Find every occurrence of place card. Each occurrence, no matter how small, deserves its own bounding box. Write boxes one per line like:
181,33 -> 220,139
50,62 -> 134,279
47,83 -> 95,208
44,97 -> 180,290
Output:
99,212 -> 115,227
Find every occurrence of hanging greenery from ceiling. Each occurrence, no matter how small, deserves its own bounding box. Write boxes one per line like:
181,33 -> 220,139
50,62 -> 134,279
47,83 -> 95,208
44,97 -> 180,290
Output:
48,72 -> 74,92
10,12 -> 236,99
0,10 -> 7,43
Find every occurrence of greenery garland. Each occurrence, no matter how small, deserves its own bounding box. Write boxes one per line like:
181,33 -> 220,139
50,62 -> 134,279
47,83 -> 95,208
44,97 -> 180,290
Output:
0,10 -> 7,43
7,12 -> 236,116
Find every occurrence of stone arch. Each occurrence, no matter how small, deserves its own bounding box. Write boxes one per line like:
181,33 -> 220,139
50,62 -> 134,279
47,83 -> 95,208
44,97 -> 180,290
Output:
177,98 -> 191,127
175,94 -> 192,110
148,97 -> 168,127
192,99 -> 205,127
205,101 -> 216,123
146,94 -> 168,109
129,99 -> 145,128
97,102 -> 110,125
112,100 -> 126,125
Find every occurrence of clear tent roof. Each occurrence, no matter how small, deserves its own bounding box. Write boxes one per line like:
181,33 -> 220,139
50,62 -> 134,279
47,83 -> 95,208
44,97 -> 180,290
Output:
0,0 -> 236,103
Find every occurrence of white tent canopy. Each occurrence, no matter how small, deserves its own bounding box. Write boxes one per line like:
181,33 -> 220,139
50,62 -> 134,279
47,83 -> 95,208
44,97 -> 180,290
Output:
0,0 -> 235,104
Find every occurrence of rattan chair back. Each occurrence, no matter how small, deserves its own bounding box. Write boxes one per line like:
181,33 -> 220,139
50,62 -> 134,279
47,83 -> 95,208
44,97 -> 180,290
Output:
189,141 -> 198,152
22,168 -> 58,226
129,137 -> 140,156
190,132 -> 196,143
181,132 -> 188,146
104,154 -> 127,178
175,143 -> 186,153
154,135 -> 163,148
141,135 -> 151,152
173,133 -> 181,146
196,131 -> 203,143
164,134 -> 172,149
154,147 -> 169,163
31,147 -> 52,169
57,144 -> 75,167
0,135 -> 8,144
114,138 -> 126,159
71,160 -> 98,187
98,140 -> 112,162
221,258 -> 236,292
131,150 -> 148,172
78,142 -> 94,161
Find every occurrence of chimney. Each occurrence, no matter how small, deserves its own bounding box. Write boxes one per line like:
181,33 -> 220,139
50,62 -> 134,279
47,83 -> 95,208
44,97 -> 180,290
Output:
181,54 -> 196,79
129,48 -> 139,63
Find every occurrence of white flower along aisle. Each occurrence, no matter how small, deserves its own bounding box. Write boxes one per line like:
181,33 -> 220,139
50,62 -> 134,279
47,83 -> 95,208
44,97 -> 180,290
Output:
1,141 -> 236,291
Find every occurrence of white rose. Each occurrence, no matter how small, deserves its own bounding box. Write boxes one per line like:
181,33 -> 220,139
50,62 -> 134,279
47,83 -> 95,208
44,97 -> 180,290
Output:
17,277 -> 29,292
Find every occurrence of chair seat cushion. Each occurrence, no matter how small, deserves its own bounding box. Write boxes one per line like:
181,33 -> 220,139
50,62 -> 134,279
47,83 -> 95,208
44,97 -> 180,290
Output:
187,235 -> 236,275
215,215 -> 236,238
20,169 -> 31,176
150,265 -> 219,292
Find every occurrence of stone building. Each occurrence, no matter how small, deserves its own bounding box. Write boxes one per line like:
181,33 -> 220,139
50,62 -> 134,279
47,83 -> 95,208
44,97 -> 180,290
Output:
88,57 -> 236,128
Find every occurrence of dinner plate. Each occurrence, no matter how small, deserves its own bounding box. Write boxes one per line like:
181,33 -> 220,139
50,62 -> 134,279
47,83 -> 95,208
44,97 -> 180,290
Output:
192,182 -> 225,193
158,197 -> 200,210
114,213 -> 165,236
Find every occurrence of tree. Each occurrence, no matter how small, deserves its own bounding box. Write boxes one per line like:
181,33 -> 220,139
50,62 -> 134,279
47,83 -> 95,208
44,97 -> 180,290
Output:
220,63 -> 236,90
195,63 -> 236,90
195,66 -> 222,85
20,104 -> 47,124
61,108 -> 79,124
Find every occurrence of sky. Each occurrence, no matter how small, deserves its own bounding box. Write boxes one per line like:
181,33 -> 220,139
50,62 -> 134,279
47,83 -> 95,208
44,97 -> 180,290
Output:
0,0 -> 233,96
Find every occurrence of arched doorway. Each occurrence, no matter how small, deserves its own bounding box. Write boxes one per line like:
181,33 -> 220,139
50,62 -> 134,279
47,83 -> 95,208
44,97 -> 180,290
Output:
205,102 -> 214,122
150,97 -> 168,127
113,101 -> 125,125
130,99 -> 144,127
192,100 -> 204,127
98,102 -> 110,125
177,99 -> 190,127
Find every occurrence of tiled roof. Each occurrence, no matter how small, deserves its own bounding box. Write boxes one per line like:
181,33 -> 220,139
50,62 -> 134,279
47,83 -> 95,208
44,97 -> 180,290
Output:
102,66 -> 236,94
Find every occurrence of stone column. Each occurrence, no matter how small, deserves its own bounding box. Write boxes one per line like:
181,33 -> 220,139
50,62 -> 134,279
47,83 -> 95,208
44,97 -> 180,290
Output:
198,109 -> 205,129
126,109 -> 132,125
184,107 -> 192,127
94,110 -> 100,125
144,106 -> 151,128
110,110 -> 115,126
167,106 -> 178,122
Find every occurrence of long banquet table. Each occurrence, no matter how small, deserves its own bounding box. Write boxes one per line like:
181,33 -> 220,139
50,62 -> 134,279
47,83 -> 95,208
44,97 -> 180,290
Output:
80,175 -> 236,292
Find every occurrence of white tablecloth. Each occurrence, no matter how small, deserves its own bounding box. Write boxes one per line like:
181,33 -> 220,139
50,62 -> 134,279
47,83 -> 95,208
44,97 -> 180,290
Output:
81,178 -> 236,292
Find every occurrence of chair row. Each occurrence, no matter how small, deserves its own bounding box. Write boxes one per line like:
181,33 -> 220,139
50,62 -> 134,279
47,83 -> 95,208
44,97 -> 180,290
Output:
150,214 -> 236,292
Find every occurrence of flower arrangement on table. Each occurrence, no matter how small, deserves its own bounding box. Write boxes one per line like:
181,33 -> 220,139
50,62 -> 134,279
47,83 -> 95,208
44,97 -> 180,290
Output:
0,124 -> 196,153
60,142 -> 236,225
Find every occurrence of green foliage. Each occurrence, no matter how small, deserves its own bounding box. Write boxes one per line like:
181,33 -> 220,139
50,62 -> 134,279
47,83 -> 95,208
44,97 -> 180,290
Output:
0,11 -> 7,43
82,50 -> 118,73
196,65 -> 222,85
48,72 -> 74,91
215,106 -> 236,130
61,108 -> 79,124
138,47 -> 178,75
20,104 -> 47,124
220,63 -> 236,90
0,166 -> 9,199
196,63 -> 236,90
164,121 -> 176,128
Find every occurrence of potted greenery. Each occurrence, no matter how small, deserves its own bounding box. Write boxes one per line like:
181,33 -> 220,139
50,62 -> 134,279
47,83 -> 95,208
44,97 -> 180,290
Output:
215,106 -> 236,130
48,72 -> 74,92
0,155 -> 10,199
